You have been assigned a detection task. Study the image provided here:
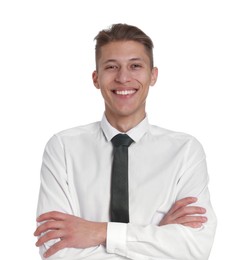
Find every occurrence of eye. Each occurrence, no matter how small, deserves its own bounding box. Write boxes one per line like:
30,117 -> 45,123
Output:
105,65 -> 118,70
131,64 -> 142,69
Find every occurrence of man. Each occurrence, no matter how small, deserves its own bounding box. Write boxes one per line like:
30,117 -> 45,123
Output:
34,23 -> 216,259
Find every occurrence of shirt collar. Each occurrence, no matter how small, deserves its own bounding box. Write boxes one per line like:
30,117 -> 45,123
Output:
101,114 -> 150,143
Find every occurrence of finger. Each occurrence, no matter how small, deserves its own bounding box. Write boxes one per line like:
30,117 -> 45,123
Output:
37,211 -> 68,222
183,222 -> 204,228
172,206 -> 206,219
175,215 -> 208,225
43,239 -> 67,258
34,220 -> 64,236
168,197 -> 198,215
159,214 -> 207,226
36,230 -> 64,247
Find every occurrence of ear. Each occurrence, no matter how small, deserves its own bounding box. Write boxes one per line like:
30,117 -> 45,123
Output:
150,67 -> 158,86
92,71 -> 100,89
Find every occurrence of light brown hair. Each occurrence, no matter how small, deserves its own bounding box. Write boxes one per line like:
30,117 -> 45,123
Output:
94,23 -> 154,70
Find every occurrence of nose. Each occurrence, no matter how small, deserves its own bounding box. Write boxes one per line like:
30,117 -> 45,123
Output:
115,67 -> 131,83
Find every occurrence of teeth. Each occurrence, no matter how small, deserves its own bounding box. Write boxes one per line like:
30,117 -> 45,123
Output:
115,90 -> 136,95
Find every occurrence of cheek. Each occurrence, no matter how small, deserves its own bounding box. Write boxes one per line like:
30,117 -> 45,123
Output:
98,74 -> 113,88
137,75 -> 153,88
99,84 -> 112,101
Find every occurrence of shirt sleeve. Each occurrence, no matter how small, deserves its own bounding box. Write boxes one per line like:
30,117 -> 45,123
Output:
106,138 -> 217,260
36,135 -> 101,260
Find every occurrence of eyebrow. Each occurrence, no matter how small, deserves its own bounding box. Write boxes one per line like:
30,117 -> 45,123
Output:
103,57 -> 144,64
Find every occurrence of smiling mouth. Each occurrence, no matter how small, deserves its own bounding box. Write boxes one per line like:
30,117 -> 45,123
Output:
113,89 -> 137,96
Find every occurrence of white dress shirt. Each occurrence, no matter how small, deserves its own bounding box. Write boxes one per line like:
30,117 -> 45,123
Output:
37,115 -> 217,260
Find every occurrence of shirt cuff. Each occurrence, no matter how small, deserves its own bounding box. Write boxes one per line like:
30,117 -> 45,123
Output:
106,222 -> 127,257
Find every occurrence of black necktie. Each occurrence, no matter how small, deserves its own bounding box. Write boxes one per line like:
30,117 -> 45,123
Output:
110,134 -> 134,223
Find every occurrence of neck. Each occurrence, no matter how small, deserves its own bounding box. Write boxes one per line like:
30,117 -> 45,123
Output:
105,112 -> 146,133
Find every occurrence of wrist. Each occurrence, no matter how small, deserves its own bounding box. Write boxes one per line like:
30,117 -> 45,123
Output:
97,222 -> 107,246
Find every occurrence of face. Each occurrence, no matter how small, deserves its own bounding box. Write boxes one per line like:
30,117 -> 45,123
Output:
92,40 -> 158,124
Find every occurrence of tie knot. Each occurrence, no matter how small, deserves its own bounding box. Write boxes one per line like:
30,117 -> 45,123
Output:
111,134 -> 134,147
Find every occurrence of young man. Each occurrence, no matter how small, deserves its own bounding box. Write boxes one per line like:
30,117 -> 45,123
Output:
34,23 -> 216,259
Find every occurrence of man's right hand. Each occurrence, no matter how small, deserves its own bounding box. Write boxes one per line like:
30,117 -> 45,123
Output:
34,211 -> 107,258
159,197 -> 207,228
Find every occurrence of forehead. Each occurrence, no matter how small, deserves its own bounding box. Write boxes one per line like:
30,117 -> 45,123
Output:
98,40 -> 150,63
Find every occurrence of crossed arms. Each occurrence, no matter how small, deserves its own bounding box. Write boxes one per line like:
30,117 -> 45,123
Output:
34,135 -> 216,259
34,197 -> 209,258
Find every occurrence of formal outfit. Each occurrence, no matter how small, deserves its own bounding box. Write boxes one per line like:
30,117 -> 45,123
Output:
37,114 -> 217,260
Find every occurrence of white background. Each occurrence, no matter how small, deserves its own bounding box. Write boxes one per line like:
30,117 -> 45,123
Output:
0,0 -> 248,259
